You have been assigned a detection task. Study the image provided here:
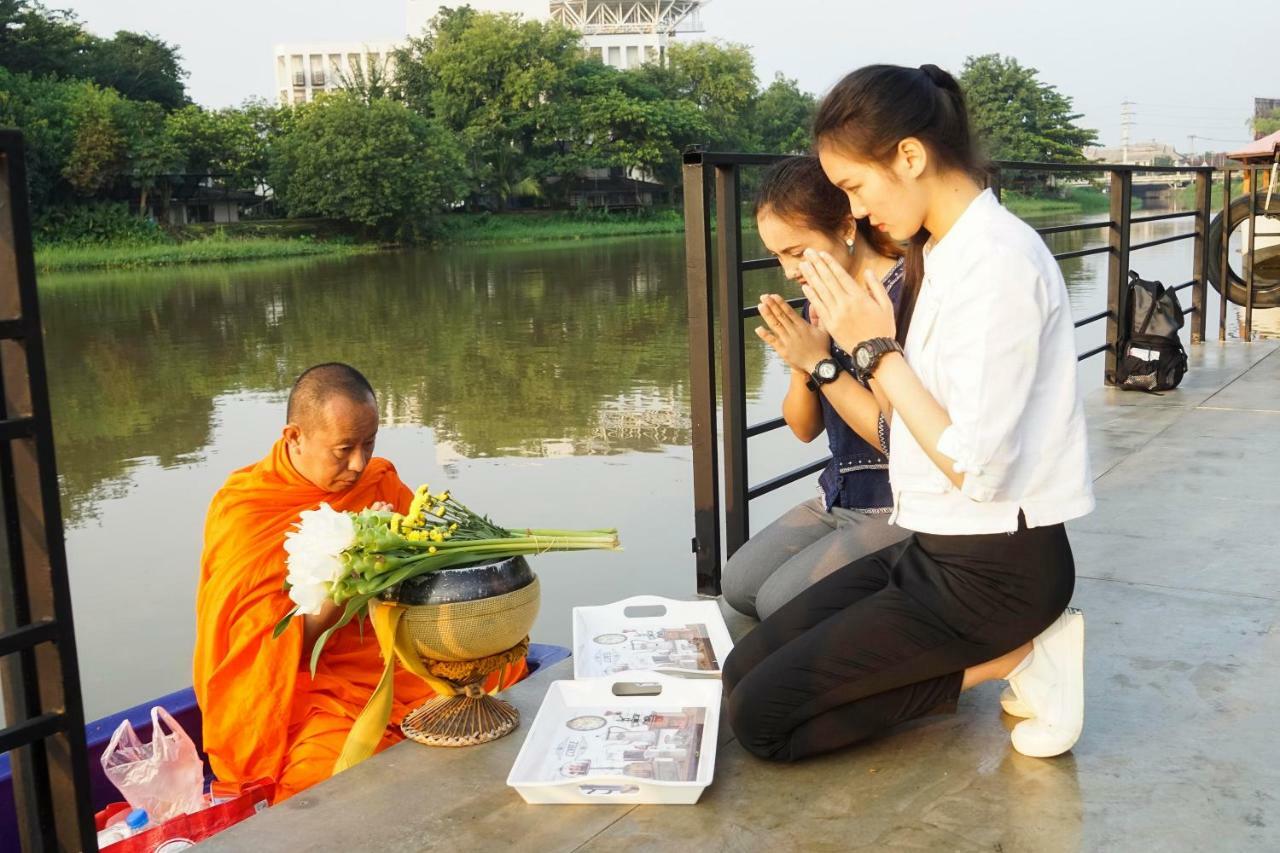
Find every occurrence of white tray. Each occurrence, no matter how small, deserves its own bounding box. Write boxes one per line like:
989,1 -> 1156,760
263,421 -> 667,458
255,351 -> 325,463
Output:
571,595 -> 734,680
507,672 -> 721,805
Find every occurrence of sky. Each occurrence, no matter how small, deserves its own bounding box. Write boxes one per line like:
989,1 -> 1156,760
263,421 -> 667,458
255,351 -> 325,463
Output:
61,0 -> 1270,154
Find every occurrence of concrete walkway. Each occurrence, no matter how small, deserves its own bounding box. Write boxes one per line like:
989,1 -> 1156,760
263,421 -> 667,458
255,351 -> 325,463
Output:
203,342 -> 1280,853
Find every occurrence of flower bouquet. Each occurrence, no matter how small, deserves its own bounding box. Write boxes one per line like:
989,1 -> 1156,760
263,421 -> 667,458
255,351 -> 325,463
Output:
274,485 -> 620,675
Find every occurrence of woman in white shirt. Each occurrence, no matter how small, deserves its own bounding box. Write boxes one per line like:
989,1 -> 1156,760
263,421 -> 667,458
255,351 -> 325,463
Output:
723,63 -> 1095,760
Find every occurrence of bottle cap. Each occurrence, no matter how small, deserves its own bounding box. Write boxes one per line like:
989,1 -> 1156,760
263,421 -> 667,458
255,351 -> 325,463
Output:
125,809 -> 149,830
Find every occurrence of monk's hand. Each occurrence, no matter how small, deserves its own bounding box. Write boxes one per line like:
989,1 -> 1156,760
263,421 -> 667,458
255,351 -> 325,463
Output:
754,293 -> 831,375
368,501 -> 394,513
800,249 -> 896,351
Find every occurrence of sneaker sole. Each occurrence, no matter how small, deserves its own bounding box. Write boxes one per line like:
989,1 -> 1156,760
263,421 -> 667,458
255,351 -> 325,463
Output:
1011,608 -> 1085,757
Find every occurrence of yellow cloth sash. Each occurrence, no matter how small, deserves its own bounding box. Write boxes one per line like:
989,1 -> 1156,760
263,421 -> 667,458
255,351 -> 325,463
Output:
334,603 -> 463,774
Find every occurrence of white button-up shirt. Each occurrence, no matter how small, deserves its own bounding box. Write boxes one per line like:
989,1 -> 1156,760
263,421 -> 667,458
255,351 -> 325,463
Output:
888,189 -> 1095,535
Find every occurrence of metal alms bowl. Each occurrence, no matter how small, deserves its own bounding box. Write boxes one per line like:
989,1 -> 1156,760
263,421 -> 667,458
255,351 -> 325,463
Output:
380,556 -> 540,663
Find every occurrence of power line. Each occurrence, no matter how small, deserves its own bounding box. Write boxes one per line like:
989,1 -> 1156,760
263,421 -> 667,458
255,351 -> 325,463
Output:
1133,102 -> 1249,113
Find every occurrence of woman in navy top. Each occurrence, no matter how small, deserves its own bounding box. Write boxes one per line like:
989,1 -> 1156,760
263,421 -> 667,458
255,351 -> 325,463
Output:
721,155 -> 920,621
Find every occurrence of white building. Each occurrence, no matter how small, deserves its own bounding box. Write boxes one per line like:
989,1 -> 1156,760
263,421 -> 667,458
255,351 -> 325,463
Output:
551,1 -> 706,69
276,3 -> 707,105
273,42 -> 400,105
406,1 -> 706,70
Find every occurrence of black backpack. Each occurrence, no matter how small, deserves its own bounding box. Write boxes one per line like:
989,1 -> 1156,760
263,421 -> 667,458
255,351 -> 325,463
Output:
1115,271 -> 1188,393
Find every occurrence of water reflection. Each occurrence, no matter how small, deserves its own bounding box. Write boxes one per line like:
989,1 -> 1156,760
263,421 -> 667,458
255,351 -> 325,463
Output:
43,238 -> 770,526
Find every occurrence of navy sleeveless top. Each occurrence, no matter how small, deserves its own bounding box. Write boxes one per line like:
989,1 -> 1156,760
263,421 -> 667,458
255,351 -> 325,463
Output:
802,259 -> 905,513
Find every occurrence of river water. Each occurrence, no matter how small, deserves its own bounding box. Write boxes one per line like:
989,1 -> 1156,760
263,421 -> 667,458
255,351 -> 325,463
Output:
37,209 -> 1273,719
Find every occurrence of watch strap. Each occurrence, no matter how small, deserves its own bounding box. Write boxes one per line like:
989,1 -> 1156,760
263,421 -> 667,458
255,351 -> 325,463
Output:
856,338 -> 903,381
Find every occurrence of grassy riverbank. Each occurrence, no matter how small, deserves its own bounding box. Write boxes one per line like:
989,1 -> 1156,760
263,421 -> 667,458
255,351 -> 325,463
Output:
36,187 -> 1157,273
35,210 -> 686,272
438,209 -> 686,244
36,234 -> 375,273
1173,176 -> 1245,211
1001,187 -> 1118,217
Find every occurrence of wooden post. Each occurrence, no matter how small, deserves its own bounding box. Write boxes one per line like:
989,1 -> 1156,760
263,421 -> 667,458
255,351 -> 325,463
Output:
1105,169 -> 1133,385
682,155 -> 721,595
715,164 -> 748,566
1190,170 -> 1210,343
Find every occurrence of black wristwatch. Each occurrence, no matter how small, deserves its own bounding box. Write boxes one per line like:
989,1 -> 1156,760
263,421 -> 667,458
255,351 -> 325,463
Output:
805,357 -> 840,392
852,338 -> 903,382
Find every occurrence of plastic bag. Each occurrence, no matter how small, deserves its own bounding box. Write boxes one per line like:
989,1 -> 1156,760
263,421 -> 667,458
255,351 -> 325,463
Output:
101,707 -> 206,822
95,783 -> 273,852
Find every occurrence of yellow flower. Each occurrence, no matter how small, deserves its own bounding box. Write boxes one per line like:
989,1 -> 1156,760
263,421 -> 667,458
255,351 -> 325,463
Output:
428,546 -> 437,555
390,514 -> 403,534
430,530 -> 444,543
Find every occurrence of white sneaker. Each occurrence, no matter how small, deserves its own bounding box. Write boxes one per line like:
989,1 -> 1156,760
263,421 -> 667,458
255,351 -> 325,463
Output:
1000,685 -> 1033,718
1006,608 -> 1084,757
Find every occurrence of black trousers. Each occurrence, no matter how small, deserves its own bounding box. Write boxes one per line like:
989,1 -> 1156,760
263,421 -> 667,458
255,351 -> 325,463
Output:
722,517 -> 1075,761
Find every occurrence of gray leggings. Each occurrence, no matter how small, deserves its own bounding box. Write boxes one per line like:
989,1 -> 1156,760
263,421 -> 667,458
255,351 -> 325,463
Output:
721,496 -> 911,621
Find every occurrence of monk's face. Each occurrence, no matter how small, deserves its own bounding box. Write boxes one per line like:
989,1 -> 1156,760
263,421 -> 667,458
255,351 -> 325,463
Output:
284,394 -> 379,492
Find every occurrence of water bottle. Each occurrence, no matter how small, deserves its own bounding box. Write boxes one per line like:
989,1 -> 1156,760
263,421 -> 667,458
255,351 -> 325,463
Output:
95,809 -> 149,848
125,808 -> 150,835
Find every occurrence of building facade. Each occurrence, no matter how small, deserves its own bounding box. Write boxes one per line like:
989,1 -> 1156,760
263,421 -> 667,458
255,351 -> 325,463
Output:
550,2 -> 705,69
405,1 -> 705,70
275,3 -> 707,103
273,42 -> 400,106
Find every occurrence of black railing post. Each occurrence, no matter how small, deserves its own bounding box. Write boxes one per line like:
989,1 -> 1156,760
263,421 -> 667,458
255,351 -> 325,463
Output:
714,164 -> 749,566
1105,168 -> 1133,385
1191,169 -> 1210,344
682,152 -> 721,595
1219,168 -> 1232,342
0,130 -> 96,852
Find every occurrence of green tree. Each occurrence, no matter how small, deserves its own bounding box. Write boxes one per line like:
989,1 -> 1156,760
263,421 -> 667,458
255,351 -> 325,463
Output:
84,30 -> 188,110
661,41 -> 758,150
167,104 -> 267,188
753,73 -> 817,154
268,92 -> 465,238
535,58 -> 709,199
395,9 -> 583,208
62,83 -> 127,196
0,3 -> 187,108
0,67 -> 81,208
117,98 -> 182,211
0,1 -> 89,80
1253,108 -> 1280,138
959,54 -> 1097,163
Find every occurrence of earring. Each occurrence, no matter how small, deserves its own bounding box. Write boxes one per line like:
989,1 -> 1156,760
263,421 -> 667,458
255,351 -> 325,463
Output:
846,236 -> 856,255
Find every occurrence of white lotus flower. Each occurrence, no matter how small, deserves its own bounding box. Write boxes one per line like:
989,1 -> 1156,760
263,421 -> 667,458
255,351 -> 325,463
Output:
284,503 -> 356,615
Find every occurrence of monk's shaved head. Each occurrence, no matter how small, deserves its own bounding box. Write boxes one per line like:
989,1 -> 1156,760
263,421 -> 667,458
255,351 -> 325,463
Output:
283,364 -> 380,491
287,363 -> 376,428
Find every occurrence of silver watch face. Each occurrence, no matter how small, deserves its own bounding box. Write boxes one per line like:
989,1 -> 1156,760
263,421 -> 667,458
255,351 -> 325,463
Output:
855,347 -> 872,369
817,361 -> 838,380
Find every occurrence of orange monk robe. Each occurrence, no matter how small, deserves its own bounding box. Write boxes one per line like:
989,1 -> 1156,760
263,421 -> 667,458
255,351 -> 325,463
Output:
193,439 -> 527,802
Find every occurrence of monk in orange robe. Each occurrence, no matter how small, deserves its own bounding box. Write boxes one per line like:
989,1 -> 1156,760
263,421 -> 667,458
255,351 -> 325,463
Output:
193,363 -> 526,802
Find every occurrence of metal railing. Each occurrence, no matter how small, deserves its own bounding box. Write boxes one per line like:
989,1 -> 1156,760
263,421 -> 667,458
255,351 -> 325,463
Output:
0,130 -> 96,850
683,151 -> 1227,594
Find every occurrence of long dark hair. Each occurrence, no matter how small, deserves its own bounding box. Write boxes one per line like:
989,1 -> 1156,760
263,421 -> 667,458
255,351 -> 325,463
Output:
754,155 -> 917,344
812,63 -> 988,344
